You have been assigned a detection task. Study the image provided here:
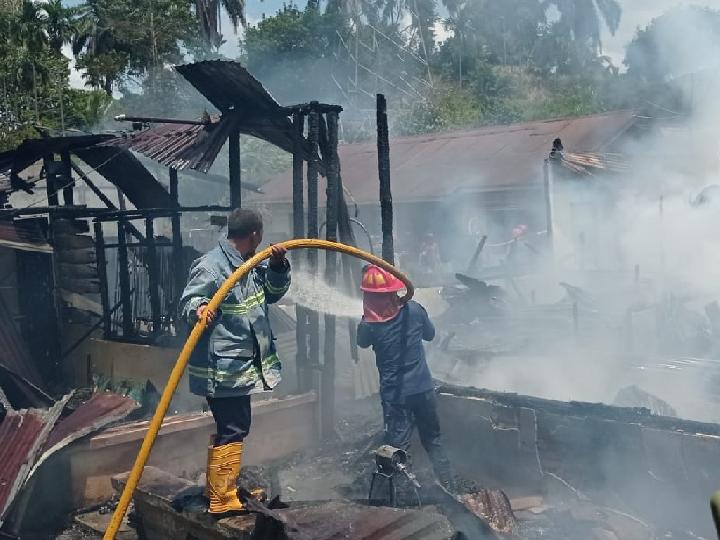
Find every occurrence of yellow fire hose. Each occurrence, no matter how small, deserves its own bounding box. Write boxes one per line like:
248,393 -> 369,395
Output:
104,239 -> 413,539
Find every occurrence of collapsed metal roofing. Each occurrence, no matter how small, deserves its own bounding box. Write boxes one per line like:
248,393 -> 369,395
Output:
0,397 -> 67,526
0,392 -> 137,529
107,61 -> 319,172
254,111 -> 639,204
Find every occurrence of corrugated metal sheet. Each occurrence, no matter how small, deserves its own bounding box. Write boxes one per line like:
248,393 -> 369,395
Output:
254,111 -> 638,204
103,115 -> 235,173
0,219 -> 52,253
0,397 -> 67,526
42,393 -> 137,452
175,61 -> 319,162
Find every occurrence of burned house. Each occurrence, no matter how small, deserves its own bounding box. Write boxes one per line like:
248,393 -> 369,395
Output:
249,111 -> 643,281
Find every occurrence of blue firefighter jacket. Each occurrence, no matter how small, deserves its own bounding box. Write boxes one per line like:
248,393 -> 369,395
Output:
179,237 -> 291,397
357,301 -> 435,404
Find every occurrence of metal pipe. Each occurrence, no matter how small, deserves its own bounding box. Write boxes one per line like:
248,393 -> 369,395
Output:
114,114 -> 209,125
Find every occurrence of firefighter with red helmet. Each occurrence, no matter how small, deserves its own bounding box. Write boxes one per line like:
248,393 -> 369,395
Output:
357,265 -> 455,492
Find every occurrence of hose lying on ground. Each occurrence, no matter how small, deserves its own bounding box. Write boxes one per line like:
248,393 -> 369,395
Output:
104,239 -> 414,539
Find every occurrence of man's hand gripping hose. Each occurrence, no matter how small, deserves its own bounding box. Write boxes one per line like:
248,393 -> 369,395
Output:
103,239 -> 413,539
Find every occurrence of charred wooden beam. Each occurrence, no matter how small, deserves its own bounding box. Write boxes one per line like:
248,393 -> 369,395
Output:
169,168 -> 184,312
93,221 -> 111,340
117,220 -> 134,338
281,102 -> 344,115
44,156 -> 60,207
376,94 -> 394,265
60,151 -> 74,206
306,110 -> 321,380
292,112 -> 311,393
321,111 -> 341,438
145,218 -> 162,338
229,126 -> 242,209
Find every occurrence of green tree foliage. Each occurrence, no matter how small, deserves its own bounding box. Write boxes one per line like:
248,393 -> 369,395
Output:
0,0 -> 111,151
72,0 -> 199,95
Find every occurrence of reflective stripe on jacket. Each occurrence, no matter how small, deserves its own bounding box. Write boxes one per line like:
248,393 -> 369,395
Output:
178,237 -> 291,397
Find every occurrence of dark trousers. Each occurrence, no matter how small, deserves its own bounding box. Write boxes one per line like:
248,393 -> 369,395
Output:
382,390 -> 455,490
207,395 -> 252,446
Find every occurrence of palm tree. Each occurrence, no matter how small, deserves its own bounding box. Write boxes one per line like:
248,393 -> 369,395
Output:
41,0 -> 74,53
71,0 -> 123,95
544,0 -> 621,54
195,0 -> 245,49
12,0 -> 47,53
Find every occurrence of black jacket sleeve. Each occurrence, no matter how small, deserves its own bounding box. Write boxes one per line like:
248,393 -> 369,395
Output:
420,305 -> 435,341
357,320 -> 373,349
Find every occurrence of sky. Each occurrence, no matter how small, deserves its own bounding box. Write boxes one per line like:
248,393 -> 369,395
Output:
63,0 -> 716,89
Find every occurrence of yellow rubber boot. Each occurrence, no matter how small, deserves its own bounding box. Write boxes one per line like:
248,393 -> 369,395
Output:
204,434 -> 216,499
207,442 -> 245,514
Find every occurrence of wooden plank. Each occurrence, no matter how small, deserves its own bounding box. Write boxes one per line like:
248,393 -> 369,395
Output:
55,234 -> 95,250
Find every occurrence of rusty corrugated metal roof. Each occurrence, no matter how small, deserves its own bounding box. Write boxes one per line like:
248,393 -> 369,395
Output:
0,219 -> 52,253
104,61 -> 321,173
0,397 -> 66,526
103,115 -> 233,173
42,392 -> 138,453
254,111 -> 638,204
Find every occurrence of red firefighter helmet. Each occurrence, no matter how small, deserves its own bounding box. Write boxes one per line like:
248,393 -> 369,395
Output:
361,265 -> 405,293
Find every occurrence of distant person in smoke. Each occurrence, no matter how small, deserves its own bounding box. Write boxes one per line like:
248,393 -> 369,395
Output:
418,233 -> 441,272
179,209 -> 291,515
357,265 -> 456,492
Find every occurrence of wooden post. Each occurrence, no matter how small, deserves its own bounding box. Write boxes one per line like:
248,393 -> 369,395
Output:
94,220 -> 111,340
117,219 -> 134,338
543,159 -> 554,256
306,107 -> 321,376
145,218 -> 161,338
169,168 -> 184,310
43,155 -> 63,378
292,112 -> 310,393
228,126 -> 241,209
44,156 -> 60,206
376,94 -> 394,265
321,111 -> 341,438
60,151 -> 74,206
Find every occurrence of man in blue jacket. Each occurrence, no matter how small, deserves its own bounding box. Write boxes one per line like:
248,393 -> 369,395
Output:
179,209 -> 290,515
357,265 -> 455,492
